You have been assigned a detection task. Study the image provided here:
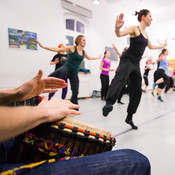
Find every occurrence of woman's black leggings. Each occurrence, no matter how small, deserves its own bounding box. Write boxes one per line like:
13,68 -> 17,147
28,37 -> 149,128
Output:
49,66 -> 79,104
106,58 -> 142,115
100,74 -> 109,99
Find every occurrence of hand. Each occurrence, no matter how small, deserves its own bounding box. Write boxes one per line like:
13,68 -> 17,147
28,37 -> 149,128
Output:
163,39 -> 168,48
55,58 -> 59,64
35,40 -> 44,48
98,55 -> 102,59
112,44 -> 116,49
115,13 -> 124,31
39,97 -> 81,121
16,69 -> 67,101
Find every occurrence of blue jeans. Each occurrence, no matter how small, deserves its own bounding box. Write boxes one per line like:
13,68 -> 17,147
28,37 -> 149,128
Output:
1,141 -> 151,175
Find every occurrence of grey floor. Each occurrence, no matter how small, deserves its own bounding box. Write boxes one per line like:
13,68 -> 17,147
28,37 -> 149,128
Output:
73,90 -> 175,175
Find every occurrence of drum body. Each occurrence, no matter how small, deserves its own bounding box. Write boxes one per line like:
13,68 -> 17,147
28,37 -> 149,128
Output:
9,97 -> 116,164
11,117 -> 116,164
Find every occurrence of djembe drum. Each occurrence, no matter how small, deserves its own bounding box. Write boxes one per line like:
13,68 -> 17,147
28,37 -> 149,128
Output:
10,97 -> 116,164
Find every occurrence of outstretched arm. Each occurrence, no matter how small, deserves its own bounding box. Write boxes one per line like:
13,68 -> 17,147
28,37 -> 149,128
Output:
148,39 -> 167,50
36,40 -> 73,53
84,52 -> 101,60
0,69 -> 67,105
0,97 -> 81,143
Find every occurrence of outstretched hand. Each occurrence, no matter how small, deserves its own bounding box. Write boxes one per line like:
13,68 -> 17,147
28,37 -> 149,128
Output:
35,40 -> 44,48
163,39 -> 168,48
115,13 -> 124,30
112,44 -> 116,49
16,69 -> 67,101
98,55 -> 102,59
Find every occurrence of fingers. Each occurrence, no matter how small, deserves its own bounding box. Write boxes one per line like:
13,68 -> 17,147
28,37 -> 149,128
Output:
43,77 -> 66,83
33,69 -> 43,81
45,83 -> 67,89
35,40 -> 40,45
38,69 -> 43,79
43,89 -> 58,93
119,13 -> 124,20
68,103 -> 80,109
44,77 -> 68,89
69,109 -> 81,117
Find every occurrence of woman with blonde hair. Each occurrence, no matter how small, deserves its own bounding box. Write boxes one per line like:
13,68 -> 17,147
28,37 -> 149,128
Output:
36,35 -> 101,105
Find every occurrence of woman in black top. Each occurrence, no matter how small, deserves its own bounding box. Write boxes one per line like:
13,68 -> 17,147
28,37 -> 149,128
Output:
48,44 -> 68,100
112,44 -> 128,104
102,9 -> 167,129
142,59 -> 153,92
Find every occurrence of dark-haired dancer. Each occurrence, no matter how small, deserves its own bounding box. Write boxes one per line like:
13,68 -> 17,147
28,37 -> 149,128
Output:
152,49 -> 175,102
112,44 -> 128,104
100,50 -> 114,101
36,35 -> 101,105
142,59 -> 154,92
48,44 -> 68,100
102,9 -> 167,129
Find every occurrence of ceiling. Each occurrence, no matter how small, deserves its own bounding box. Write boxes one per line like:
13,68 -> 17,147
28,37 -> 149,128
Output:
105,0 -> 175,8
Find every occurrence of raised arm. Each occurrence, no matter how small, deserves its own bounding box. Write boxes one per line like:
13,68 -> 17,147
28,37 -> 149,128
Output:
0,97 -> 81,143
0,69 -> 67,105
112,44 -> 122,57
115,13 -> 136,37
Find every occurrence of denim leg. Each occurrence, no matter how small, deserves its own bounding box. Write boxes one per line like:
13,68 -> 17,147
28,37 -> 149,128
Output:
24,149 -> 151,175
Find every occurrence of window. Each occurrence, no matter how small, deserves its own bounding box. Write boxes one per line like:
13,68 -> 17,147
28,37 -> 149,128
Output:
65,17 -> 86,68
76,21 -> 84,33
66,19 -> 74,31
66,35 -> 74,45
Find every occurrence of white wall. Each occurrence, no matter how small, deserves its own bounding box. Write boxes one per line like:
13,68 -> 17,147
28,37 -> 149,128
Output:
0,0 -> 65,88
1,0 -> 175,97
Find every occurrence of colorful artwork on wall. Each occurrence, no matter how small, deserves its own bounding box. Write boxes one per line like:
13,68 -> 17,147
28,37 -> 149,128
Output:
8,28 -> 37,50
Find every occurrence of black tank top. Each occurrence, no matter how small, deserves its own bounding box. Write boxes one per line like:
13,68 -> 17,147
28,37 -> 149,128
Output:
144,66 -> 150,76
121,26 -> 148,64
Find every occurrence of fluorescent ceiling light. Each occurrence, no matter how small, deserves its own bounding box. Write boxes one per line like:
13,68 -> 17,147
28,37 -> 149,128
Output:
93,0 -> 100,5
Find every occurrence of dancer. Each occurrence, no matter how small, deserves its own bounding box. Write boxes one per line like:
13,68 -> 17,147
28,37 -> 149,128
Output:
142,59 -> 154,92
164,64 -> 174,93
152,49 -> 175,102
102,9 -> 167,130
36,35 -> 101,105
151,52 -> 163,97
100,50 -> 114,101
48,44 -> 68,100
112,44 -> 128,104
